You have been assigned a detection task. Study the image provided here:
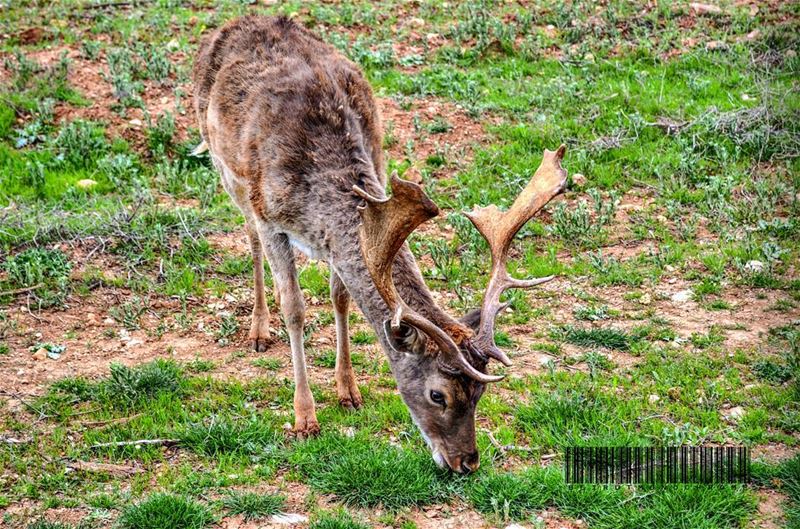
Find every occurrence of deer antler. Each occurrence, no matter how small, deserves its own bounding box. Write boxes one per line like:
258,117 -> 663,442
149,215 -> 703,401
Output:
464,146 -> 567,366
354,173 -> 503,383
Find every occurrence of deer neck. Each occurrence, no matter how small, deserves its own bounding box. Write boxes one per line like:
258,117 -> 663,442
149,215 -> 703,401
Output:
330,240 -> 468,354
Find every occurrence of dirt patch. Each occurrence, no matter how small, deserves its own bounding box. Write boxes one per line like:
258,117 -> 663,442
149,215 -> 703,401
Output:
3,42 -> 193,151
378,96 -> 489,182
749,489 -> 790,529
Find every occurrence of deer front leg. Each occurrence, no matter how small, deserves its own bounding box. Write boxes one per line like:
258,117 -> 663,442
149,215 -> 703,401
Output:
262,231 -> 319,439
246,224 -> 272,352
330,271 -> 362,411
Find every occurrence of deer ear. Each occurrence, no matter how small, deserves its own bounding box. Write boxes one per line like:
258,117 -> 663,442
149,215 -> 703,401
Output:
384,320 -> 428,355
459,308 -> 482,332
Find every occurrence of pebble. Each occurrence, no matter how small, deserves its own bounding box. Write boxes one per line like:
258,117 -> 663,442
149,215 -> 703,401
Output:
671,289 -> 693,303
649,394 -> 660,404
32,348 -> 48,361
724,406 -> 745,421
76,179 -> 97,189
744,260 -> 764,273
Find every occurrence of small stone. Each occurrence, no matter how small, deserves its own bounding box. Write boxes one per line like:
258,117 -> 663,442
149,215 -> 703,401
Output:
76,179 -> 97,189
706,40 -> 726,50
33,348 -> 48,361
724,406 -> 745,421
571,173 -> 587,187
103,317 -> 115,325
639,293 -> 652,305
786,49 -> 797,59
648,394 -> 660,404
690,2 -> 723,15
671,289 -> 693,303
742,93 -> 751,101
125,338 -> 144,349
505,525 -> 528,529
745,29 -> 760,41
408,17 -> 425,28
128,118 -> 142,127
272,514 -> 308,525
744,260 -> 764,273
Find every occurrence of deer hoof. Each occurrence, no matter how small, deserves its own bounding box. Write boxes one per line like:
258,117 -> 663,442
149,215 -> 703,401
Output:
338,392 -> 363,411
293,419 -> 320,440
337,383 -> 363,411
250,336 -> 272,352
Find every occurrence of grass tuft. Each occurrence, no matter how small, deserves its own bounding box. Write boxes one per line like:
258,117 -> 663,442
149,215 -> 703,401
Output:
290,432 -> 452,509
223,490 -> 285,521
310,510 -> 370,529
103,359 -> 183,404
552,325 -> 631,350
117,493 -> 213,529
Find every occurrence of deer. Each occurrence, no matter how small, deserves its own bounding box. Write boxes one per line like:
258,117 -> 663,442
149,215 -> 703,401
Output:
192,15 -> 566,474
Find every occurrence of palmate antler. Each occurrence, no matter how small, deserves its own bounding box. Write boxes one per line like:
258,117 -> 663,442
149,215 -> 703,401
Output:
353,146 -> 567,383
353,175 -> 502,383
464,145 -> 568,365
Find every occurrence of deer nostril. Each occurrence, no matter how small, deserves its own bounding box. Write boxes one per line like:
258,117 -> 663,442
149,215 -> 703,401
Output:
461,452 -> 480,474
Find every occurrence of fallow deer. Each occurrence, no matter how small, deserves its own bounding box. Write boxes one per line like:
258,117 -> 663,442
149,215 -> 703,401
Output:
193,15 -> 566,473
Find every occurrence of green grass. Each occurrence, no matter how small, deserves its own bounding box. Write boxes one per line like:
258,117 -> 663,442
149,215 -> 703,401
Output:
0,0 -> 797,526
102,359 -> 184,405
117,493 -> 213,529
464,465 -> 756,527
551,325 -> 632,350
289,432 -> 453,509
310,510 -> 370,529
222,490 -> 285,521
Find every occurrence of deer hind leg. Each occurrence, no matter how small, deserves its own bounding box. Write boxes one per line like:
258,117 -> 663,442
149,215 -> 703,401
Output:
246,223 -> 272,352
330,271 -> 362,411
261,231 -> 319,439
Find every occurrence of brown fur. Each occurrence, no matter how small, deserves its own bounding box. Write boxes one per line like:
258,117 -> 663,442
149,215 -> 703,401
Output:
193,16 -> 487,472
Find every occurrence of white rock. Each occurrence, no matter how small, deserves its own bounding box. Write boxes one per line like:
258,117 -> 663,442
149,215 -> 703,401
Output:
76,179 -> 97,189
671,289 -> 693,303
272,513 -> 308,525
128,118 -> 142,127
724,406 -> 745,421
538,355 -> 554,367
744,260 -> 764,273
690,3 -> 723,15
649,394 -> 660,404
505,525 -> 528,529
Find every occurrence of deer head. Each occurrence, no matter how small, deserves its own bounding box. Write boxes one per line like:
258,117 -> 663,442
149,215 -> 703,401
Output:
354,146 -> 567,473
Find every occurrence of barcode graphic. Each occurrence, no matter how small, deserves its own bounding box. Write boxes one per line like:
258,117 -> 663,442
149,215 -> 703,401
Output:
564,447 -> 750,484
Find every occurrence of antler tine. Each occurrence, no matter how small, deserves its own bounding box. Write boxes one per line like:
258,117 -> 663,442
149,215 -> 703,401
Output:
464,146 -> 568,364
355,173 -> 503,384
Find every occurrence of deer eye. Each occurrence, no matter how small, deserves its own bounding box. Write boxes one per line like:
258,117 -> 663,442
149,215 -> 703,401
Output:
430,390 -> 446,406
